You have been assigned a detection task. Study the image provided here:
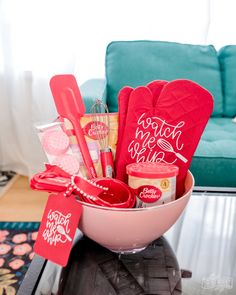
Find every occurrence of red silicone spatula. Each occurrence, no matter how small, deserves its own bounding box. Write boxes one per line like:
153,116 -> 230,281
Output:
50,74 -> 97,179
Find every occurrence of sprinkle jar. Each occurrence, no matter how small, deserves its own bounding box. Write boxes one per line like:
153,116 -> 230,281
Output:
126,162 -> 179,208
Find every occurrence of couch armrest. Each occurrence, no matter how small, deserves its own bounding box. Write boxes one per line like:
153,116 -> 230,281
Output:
80,79 -> 107,113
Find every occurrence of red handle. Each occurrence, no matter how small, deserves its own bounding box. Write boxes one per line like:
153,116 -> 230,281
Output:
71,118 -> 97,179
100,148 -> 115,178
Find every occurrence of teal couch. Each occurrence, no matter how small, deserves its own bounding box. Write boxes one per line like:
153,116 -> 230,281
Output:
81,41 -> 236,188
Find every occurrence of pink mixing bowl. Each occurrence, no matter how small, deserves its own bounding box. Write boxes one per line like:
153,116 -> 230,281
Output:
78,171 -> 194,253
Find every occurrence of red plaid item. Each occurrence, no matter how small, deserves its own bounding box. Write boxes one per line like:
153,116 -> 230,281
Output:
115,79 -> 214,197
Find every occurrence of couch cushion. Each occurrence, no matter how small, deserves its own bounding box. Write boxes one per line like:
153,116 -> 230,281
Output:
218,45 -> 236,117
106,41 -> 223,116
190,118 -> 236,186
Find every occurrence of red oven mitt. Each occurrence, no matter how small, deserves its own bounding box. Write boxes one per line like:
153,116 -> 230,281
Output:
116,80 -> 168,164
115,79 -> 214,197
116,86 -> 133,164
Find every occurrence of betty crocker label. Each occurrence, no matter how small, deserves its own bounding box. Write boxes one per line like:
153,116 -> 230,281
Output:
137,185 -> 162,203
83,121 -> 108,140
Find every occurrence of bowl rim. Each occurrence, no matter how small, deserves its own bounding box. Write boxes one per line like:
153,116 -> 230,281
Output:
76,171 -> 194,212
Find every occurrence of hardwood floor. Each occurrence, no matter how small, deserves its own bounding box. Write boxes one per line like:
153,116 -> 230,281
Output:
0,175 -> 48,221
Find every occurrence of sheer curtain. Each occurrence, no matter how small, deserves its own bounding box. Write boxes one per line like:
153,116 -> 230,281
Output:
0,0 -> 235,176
0,0 -> 82,175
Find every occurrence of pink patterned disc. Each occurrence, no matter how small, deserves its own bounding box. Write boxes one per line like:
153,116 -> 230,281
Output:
41,130 -> 70,156
53,154 -> 80,175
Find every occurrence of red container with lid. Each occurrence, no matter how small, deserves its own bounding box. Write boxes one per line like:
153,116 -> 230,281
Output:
126,162 -> 179,208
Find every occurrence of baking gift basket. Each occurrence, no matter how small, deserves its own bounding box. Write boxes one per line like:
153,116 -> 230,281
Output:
31,75 -> 213,265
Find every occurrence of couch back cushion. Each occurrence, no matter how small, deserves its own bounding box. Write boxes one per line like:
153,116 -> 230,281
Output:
218,45 -> 236,117
106,41 -> 223,116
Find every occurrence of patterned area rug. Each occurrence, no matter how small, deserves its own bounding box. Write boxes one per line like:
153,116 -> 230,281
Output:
0,222 -> 40,295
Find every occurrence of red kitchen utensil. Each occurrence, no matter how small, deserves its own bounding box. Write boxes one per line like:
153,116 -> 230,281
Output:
30,164 -> 71,192
82,177 -> 136,208
30,164 -> 135,208
50,74 -> 97,179
30,164 -> 108,201
90,99 -> 115,178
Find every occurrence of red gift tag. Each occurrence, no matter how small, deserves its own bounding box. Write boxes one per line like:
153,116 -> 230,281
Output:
34,192 -> 82,266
